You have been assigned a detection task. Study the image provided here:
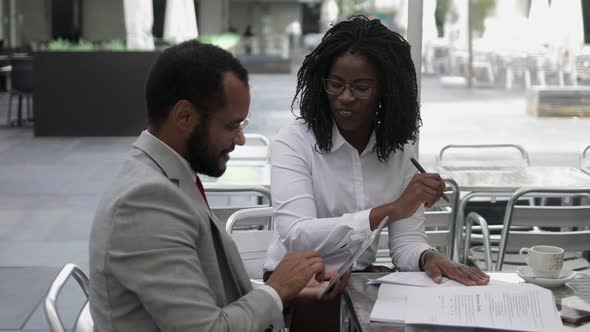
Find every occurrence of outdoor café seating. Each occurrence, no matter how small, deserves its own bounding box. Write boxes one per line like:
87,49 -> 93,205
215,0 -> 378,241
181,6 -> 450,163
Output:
44,264 -> 93,332
581,145 -> 590,175
225,207 -> 275,282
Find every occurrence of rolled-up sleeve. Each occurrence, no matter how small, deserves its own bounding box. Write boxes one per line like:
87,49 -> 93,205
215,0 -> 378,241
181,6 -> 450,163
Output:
388,154 -> 432,271
387,206 -> 431,271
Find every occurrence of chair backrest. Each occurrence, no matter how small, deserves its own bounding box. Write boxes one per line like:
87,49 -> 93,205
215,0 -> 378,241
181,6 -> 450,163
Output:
226,207 -> 275,280
377,179 -> 459,262
581,145 -> 590,174
44,264 -> 93,332
438,144 -> 530,169
495,188 -> 590,271
229,133 -> 270,162
10,56 -> 33,92
226,206 -> 274,234
205,184 -> 272,229
424,179 -> 460,257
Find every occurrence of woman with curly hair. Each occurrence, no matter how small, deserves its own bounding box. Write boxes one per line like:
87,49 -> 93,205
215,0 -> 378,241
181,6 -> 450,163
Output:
263,16 -> 488,331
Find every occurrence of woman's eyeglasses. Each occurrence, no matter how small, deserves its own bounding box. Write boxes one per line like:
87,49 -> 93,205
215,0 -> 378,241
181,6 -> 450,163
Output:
323,78 -> 376,100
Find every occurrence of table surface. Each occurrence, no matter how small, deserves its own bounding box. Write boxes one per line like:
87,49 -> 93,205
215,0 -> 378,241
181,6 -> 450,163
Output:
346,272 -> 590,332
434,166 -> 590,192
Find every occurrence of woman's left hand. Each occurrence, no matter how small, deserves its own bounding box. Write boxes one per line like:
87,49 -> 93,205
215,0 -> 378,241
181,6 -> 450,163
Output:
422,250 -> 490,286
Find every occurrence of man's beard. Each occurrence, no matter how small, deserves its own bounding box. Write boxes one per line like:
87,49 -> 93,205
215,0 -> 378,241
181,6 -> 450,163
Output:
185,122 -> 226,177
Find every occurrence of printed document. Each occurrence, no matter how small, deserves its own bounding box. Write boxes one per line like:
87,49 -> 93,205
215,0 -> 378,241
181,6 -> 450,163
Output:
370,272 -> 460,287
404,284 -> 562,332
369,284 -> 411,323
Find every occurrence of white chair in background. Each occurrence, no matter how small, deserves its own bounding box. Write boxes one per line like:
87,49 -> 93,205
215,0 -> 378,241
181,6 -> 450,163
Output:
466,189 -> 590,271
437,144 -> 530,169
205,184 -> 272,229
494,187 -> 590,272
230,133 -> 270,163
225,207 -> 275,281
504,55 -> 532,89
44,264 -> 93,332
438,144 -> 532,264
376,179 -> 461,266
464,211 -> 495,271
581,145 -> 590,175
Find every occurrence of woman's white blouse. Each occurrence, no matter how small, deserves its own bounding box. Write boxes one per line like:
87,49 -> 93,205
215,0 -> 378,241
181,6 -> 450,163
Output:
263,120 -> 431,271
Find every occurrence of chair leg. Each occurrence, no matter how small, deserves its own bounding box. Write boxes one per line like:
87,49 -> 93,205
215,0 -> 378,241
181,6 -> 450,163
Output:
26,94 -> 33,121
17,94 -> 22,126
6,93 -> 13,126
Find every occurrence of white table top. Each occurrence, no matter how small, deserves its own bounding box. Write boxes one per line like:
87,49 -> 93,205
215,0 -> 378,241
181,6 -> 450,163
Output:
435,166 -> 590,192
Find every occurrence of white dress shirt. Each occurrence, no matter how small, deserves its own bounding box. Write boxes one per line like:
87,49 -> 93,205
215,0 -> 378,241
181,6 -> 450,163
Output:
263,121 -> 431,272
144,130 -> 283,312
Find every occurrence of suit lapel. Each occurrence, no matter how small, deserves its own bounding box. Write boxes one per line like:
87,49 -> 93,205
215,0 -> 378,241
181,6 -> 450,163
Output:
132,132 -> 214,220
132,131 -> 249,295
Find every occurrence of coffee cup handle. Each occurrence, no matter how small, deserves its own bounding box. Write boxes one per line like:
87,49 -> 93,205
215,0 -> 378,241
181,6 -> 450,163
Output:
519,248 -> 530,264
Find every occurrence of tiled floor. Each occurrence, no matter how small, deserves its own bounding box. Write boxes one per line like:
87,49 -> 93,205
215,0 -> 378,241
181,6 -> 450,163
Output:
1,74 -> 589,330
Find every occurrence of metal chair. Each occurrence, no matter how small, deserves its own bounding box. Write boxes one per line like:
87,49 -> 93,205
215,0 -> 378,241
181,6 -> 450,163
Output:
438,144 -> 530,169
494,187 -> 590,272
581,145 -> 590,175
376,179 -> 460,265
460,190 -> 537,265
225,207 -> 275,281
44,264 -> 93,332
205,184 -> 272,229
7,56 -> 33,127
229,133 -> 270,163
504,55 -> 532,89
464,211 -> 494,271
439,144 -> 531,263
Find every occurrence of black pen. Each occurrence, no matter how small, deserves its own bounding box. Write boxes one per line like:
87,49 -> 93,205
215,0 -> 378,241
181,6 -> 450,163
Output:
410,157 -> 450,203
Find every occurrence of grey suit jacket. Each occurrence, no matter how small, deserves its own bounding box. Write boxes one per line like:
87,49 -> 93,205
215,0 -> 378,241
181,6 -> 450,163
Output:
89,131 -> 284,332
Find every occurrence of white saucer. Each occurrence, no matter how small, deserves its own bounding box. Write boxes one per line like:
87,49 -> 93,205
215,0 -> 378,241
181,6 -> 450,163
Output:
516,266 -> 576,288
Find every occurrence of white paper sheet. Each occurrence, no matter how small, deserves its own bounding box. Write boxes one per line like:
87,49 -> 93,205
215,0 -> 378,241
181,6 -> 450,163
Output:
369,284 -> 411,323
370,272 -> 459,287
370,272 -> 529,325
404,284 -> 563,332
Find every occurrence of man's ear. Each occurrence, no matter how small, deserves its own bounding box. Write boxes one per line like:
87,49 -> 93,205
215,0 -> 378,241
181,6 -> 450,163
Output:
170,99 -> 200,133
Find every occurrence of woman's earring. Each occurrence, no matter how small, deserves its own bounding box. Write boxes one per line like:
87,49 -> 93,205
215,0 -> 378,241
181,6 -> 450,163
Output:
376,103 -> 382,127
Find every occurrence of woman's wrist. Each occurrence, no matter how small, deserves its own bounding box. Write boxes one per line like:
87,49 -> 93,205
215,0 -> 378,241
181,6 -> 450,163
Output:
369,203 -> 397,230
419,248 -> 437,271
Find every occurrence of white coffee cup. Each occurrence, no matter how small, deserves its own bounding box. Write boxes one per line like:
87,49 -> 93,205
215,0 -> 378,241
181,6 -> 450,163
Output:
519,245 -> 564,278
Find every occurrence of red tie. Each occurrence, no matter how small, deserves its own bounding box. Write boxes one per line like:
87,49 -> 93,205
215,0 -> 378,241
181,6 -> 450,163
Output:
195,176 -> 209,207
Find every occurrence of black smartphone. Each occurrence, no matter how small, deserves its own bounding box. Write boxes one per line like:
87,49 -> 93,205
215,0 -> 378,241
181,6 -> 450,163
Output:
560,305 -> 590,325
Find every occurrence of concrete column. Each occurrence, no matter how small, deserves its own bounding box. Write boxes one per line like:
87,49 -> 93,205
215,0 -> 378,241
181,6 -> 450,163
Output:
197,0 -> 228,35
407,0 -> 423,155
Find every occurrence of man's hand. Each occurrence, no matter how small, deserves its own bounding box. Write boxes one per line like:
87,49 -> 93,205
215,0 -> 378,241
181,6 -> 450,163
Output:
266,252 -> 325,305
296,268 -> 352,302
422,250 -> 490,286
391,173 -> 446,221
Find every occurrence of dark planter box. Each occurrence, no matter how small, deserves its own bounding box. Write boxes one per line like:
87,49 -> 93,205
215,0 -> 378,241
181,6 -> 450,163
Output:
33,51 -> 161,136
236,54 -> 291,74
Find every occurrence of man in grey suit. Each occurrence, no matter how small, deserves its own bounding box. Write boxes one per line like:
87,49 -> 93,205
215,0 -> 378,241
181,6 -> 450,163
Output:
89,40 -> 347,331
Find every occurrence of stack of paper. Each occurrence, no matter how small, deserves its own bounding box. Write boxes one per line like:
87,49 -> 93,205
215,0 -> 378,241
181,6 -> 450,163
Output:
369,272 -> 465,324
369,271 -> 461,287
369,272 -> 563,332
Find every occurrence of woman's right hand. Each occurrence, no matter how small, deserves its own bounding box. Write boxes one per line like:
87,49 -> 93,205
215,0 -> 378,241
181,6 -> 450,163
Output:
390,173 -> 445,221
368,173 -> 446,230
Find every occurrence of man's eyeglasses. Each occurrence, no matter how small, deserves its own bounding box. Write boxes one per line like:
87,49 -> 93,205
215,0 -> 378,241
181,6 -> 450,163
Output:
230,119 -> 248,136
323,78 -> 376,100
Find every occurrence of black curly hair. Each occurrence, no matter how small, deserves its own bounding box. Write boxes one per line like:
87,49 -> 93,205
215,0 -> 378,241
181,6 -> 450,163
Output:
293,15 -> 421,162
